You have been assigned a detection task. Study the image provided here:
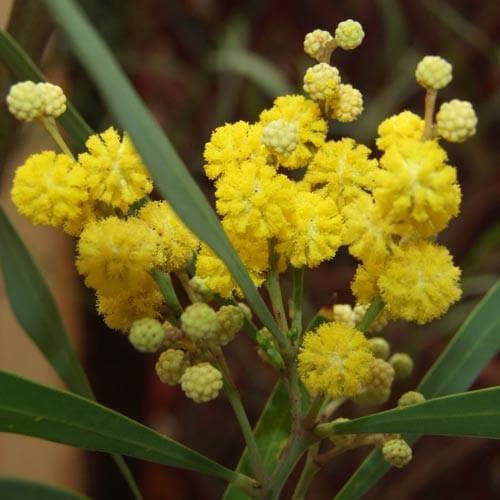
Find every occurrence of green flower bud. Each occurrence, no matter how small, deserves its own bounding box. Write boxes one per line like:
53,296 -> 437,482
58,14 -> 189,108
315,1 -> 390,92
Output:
334,20 -> 365,50
180,362 -> 223,403
155,349 -> 190,385
389,352 -> 414,379
415,55 -> 452,90
129,318 -> 166,353
382,439 -> 412,468
398,391 -> 426,407
213,305 -> 245,346
7,81 -> 44,121
181,303 -> 218,341
368,337 -> 391,360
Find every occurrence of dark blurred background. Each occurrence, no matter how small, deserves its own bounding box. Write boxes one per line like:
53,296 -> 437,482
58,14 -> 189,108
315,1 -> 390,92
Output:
0,1 -> 499,499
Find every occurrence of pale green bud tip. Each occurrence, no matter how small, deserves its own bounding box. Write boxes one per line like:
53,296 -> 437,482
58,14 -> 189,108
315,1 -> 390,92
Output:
415,55 -> 452,90
180,302 -> 218,341
7,81 -> 44,121
334,20 -> 365,50
397,390 -> 426,407
368,337 -> 391,360
436,99 -> 477,143
237,302 -> 252,321
213,305 -> 245,346
37,82 -> 67,118
129,318 -> 166,353
180,362 -> 223,403
303,63 -> 341,101
389,352 -> 414,379
382,439 -> 412,468
155,348 -> 190,385
304,29 -> 336,62
262,119 -> 299,155
189,276 -> 212,297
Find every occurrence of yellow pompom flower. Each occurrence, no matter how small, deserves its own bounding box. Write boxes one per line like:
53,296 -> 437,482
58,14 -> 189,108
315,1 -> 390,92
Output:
259,95 -> 327,169
11,151 -> 89,230
78,127 -> 153,212
298,322 -> 373,398
304,138 -> 377,206
77,216 -> 163,295
374,138 -> 461,237
215,157 -> 296,239
342,191 -> 394,265
203,121 -> 267,181
139,201 -> 198,272
276,191 -> 342,268
376,111 -> 425,152
351,261 -> 384,305
378,241 -> 461,324
96,276 -> 164,332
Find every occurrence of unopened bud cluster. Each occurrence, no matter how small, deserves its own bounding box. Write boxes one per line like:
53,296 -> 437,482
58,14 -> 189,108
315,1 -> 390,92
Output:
352,358 -> 395,406
415,55 -> 452,90
262,119 -> 299,155
382,438 -> 413,468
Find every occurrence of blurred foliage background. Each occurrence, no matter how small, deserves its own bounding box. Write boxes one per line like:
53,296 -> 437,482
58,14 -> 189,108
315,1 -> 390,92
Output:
0,1 -> 499,499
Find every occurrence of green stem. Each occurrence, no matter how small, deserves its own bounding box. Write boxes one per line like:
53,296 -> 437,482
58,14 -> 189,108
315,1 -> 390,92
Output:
215,349 -> 267,485
175,270 -> 200,304
422,88 -> 438,140
265,244 -> 289,336
111,454 -> 143,500
40,116 -> 75,160
291,443 -> 320,500
302,395 -> 326,430
356,297 -> 385,333
291,267 -> 304,342
304,311 -> 328,334
152,269 -> 183,318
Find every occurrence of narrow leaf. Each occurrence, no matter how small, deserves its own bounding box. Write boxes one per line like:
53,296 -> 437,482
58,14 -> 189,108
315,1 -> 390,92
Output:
41,0 -> 281,342
0,477 -> 89,500
0,370 -> 246,485
335,280 -> 500,499
333,387 -> 500,439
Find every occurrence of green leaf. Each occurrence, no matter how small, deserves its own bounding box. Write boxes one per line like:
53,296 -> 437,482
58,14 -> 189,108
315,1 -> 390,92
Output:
41,0 -> 282,344
0,370 -> 248,486
0,207 -> 92,397
335,280 -> 500,499
333,387 -> 500,439
223,383 -> 291,499
207,49 -> 293,97
0,477 -> 89,500
0,29 -> 93,151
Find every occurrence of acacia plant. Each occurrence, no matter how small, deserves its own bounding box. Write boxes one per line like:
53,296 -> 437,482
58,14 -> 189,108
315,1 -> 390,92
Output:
0,2 -> 498,500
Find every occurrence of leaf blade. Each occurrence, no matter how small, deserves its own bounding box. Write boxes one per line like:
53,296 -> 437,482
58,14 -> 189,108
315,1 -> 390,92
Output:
0,477 -> 90,500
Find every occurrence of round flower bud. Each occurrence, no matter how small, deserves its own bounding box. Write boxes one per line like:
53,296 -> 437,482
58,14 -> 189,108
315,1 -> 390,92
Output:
415,55 -> 452,90
353,304 -> 389,333
368,337 -> 390,360
37,82 -> 67,118
237,302 -> 252,321
436,99 -> 477,143
262,119 -> 299,155
6,81 -> 44,121
189,276 -> 213,300
334,20 -> 365,50
369,358 -> 395,390
352,386 -> 391,406
329,84 -> 363,122
389,352 -> 414,379
155,349 -> 190,385
382,439 -> 412,468
213,305 -> 245,346
129,318 -> 166,353
303,63 -> 341,101
180,362 -> 223,403
181,303 -> 218,341
304,29 -> 336,62
398,391 -> 426,407
332,304 -> 355,328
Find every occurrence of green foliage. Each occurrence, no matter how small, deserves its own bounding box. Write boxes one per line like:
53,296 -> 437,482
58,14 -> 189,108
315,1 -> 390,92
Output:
0,478 -> 90,500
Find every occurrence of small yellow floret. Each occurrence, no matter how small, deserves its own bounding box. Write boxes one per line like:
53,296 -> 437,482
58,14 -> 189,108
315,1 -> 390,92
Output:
376,111 -> 425,152
351,262 -> 383,305
303,63 -> 341,101
415,55 -> 452,90
259,95 -> 327,169
77,216 -> 163,295
436,99 -> 477,143
374,139 -> 461,237
334,20 -> 365,50
303,29 -> 336,62
6,81 -> 44,121
139,201 -> 198,272
328,84 -> 363,122
378,241 -> 461,324
298,322 -> 373,398
78,127 -> 153,212
11,151 -> 89,230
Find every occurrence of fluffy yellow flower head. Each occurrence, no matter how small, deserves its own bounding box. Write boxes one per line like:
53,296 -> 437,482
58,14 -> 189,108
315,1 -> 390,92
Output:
215,157 -> 296,239
259,95 -> 327,169
77,216 -> 163,295
304,138 -> 377,206
351,261 -> 384,306
376,111 -> 425,152
78,127 -> 153,212
298,322 -> 373,398
11,151 -> 89,231
139,201 -> 198,272
203,121 -> 266,181
342,191 -> 394,265
276,191 -> 342,268
378,241 -> 461,324
96,276 -> 164,332
374,138 -> 461,237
